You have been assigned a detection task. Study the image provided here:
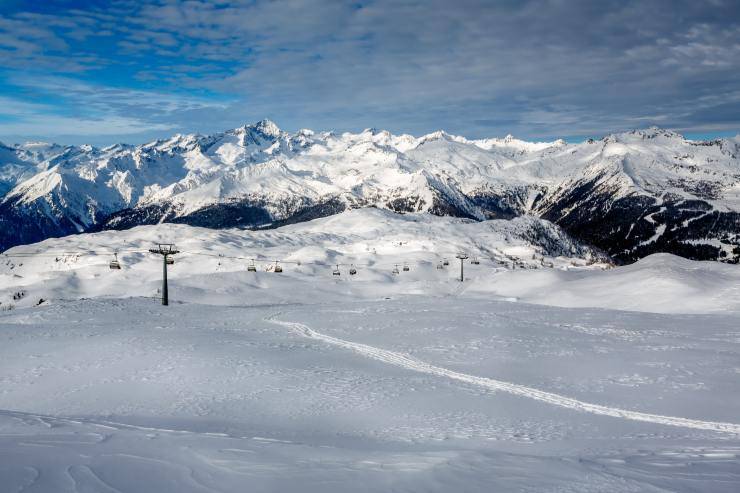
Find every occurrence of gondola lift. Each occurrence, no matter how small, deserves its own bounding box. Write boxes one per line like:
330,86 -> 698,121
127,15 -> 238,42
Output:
109,253 -> 121,270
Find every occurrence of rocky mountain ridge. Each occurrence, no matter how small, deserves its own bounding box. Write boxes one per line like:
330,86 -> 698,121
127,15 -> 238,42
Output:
1,121 -> 738,263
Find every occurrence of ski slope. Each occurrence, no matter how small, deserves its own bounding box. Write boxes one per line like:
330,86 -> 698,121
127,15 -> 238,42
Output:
1,297 -> 739,492
0,208 -> 610,311
268,315 -> 740,434
0,211 -> 739,492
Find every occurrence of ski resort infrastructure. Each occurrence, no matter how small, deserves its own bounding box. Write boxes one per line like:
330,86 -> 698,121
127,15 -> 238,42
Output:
1,205 -> 739,491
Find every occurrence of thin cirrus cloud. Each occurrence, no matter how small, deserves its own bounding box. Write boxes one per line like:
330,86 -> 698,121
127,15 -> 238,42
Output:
0,0 -> 738,146
0,75 -> 230,143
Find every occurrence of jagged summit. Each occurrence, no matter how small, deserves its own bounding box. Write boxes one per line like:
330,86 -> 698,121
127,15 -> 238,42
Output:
0,121 -> 738,263
252,118 -> 283,136
233,118 -> 283,138
601,126 -> 686,143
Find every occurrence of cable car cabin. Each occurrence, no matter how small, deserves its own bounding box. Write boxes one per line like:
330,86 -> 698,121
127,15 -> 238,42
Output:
109,253 -> 121,270
402,263 -> 410,272
442,259 -> 449,266
333,265 -> 341,276
166,257 -> 175,265
247,260 -> 257,272
349,265 -> 357,275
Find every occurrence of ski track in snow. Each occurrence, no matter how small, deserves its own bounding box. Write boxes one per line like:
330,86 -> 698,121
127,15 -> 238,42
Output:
0,408 -> 234,439
267,315 -> 740,435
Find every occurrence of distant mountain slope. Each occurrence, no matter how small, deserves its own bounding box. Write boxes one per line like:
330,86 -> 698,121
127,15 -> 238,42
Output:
1,121 -> 738,263
0,207 -> 608,310
534,130 -> 740,262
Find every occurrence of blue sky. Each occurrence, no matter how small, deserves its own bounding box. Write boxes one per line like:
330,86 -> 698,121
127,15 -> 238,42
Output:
0,0 -> 739,146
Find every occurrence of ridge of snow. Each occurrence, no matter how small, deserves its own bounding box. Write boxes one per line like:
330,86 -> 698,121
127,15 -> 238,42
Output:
1,122 -> 739,234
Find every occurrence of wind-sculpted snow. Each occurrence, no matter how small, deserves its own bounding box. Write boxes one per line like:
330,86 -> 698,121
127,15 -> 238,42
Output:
1,122 -> 738,262
5,208 -> 740,316
467,252 -> 740,313
0,208 -> 611,311
1,295 -> 739,492
0,177 -> 737,493
268,316 -> 740,434
0,209 -> 739,490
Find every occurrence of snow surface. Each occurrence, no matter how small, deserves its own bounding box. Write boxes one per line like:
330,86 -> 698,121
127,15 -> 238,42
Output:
1,210 -> 739,492
2,121 -> 739,232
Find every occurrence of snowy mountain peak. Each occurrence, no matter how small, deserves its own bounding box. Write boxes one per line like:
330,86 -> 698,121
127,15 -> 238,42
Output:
249,118 -> 283,138
611,127 -> 684,142
102,143 -> 134,153
415,130 -> 462,146
0,122 -> 738,264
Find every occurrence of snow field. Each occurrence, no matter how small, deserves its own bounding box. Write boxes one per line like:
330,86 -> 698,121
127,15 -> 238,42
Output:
0,210 -> 739,491
1,297 -> 739,491
267,315 -> 740,434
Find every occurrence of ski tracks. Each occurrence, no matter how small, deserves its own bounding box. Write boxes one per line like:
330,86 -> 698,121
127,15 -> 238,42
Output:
267,315 -> 740,435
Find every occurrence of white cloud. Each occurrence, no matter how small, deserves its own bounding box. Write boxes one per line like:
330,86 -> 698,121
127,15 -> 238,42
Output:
0,0 -> 739,142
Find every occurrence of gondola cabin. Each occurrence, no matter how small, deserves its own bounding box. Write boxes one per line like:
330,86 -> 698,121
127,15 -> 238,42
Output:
109,253 -> 121,270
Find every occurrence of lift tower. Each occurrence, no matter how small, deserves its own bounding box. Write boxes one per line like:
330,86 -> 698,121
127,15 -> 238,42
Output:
456,253 -> 468,282
149,244 -> 179,305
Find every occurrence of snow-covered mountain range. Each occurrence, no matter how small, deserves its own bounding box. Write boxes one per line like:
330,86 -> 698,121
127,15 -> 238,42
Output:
1,120 -> 738,263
